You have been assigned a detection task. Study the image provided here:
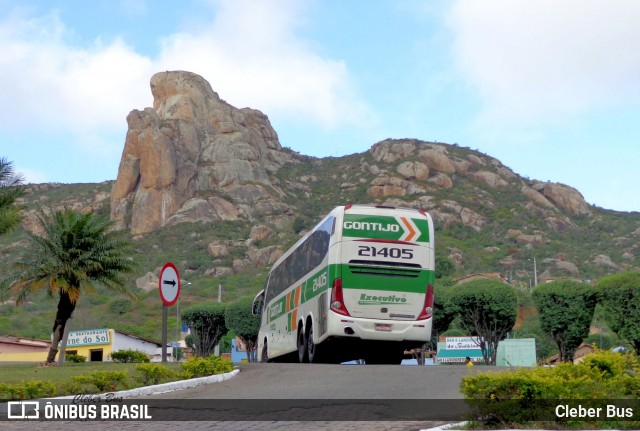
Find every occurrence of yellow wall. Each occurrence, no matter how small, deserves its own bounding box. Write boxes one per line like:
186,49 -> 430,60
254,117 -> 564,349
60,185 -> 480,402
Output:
0,329 -> 115,362
65,344 -> 112,361
0,351 -> 55,362
64,329 -> 114,361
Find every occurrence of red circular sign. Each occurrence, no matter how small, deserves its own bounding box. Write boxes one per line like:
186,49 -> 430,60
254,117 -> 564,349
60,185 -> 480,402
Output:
159,262 -> 180,306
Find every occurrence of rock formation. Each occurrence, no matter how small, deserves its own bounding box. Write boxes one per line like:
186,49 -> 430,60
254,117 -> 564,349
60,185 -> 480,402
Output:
530,182 -> 592,216
364,139 -> 592,233
102,72 -> 603,285
110,71 -> 296,234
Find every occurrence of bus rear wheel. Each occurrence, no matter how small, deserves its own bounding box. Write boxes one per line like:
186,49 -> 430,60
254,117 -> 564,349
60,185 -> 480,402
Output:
297,326 -> 308,363
306,322 -> 321,363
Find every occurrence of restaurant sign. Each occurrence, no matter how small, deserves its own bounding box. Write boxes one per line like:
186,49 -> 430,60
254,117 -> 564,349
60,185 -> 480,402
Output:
67,329 -> 111,347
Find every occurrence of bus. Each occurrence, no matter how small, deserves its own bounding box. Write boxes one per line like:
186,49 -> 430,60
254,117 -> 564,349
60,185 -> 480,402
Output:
252,205 -> 435,364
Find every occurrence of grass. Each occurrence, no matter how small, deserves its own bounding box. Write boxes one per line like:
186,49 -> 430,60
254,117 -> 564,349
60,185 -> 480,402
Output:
0,362 -> 180,385
0,362 -> 187,399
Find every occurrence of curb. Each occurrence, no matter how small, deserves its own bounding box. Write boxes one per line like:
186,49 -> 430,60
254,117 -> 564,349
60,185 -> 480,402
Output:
49,368 -> 241,400
420,421 -> 467,431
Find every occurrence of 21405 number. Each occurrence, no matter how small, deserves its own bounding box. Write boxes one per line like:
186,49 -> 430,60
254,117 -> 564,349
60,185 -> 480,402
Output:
357,245 -> 413,259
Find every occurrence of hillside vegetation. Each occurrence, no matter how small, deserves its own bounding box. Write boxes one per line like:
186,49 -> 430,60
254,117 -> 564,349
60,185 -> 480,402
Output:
1,140 -> 638,345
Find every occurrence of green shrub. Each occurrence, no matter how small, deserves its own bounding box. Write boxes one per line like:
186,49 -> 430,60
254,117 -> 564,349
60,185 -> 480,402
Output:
111,349 -> 150,363
60,380 -> 86,396
0,380 -> 57,400
135,363 -> 176,385
581,348 -> 628,378
181,355 -> 234,378
23,380 -> 58,399
461,350 -> 640,428
72,371 -> 129,392
66,353 -> 86,363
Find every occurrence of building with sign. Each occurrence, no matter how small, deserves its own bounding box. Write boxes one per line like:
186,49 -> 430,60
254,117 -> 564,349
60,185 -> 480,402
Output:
436,337 -> 485,364
435,336 -> 537,366
0,329 -> 165,362
64,329 -> 163,362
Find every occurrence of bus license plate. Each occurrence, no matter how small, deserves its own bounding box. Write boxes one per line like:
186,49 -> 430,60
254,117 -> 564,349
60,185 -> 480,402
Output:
375,323 -> 392,332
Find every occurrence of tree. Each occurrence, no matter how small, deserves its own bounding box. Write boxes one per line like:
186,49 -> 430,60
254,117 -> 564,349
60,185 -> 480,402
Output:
435,257 -> 455,279
0,157 -> 25,236
532,280 -> 598,362
432,283 -> 458,343
181,302 -> 227,357
225,296 -> 260,362
450,279 -> 518,365
597,271 -> 640,355
5,209 -> 135,364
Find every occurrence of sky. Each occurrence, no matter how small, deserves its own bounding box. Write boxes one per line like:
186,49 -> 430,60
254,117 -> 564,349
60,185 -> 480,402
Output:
1,0 -> 639,212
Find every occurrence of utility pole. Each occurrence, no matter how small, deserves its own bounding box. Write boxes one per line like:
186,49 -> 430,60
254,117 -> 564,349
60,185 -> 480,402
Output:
214,284 -> 222,356
533,256 -> 538,287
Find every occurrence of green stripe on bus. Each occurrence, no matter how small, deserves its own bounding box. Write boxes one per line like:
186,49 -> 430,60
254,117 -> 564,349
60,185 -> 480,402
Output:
413,218 -> 430,242
267,266 -> 330,324
267,296 -> 287,323
302,266 -> 330,302
342,214 -> 403,241
339,263 -> 434,293
288,290 -> 295,310
265,260 -> 434,323
342,214 -> 430,243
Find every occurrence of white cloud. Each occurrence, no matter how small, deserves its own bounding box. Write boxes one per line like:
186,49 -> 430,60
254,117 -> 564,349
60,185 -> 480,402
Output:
0,10 -> 154,135
156,0 -> 374,129
18,167 -> 48,184
0,0 -> 372,143
447,0 -> 640,124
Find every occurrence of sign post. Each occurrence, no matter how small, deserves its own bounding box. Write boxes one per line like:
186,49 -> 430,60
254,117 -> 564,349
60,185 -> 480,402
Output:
159,262 -> 180,362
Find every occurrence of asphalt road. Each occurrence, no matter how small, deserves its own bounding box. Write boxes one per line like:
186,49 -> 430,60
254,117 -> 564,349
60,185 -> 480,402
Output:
2,363 -> 484,431
146,362 -> 475,399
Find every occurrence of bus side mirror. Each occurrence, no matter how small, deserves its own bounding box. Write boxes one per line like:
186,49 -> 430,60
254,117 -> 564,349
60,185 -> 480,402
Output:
252,289 -> 265,316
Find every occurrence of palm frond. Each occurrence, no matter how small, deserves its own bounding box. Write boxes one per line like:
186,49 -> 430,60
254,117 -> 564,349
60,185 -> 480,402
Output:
0,157 -> 25,235
5,207 -> 135,306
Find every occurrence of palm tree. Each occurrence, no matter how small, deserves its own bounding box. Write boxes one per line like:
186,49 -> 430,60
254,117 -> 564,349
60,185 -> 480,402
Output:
7,208 -> 135,364
0,157 -> 25,236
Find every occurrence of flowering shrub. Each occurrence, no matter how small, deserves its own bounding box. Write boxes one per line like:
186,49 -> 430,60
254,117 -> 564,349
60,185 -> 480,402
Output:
181,355 -> 234,378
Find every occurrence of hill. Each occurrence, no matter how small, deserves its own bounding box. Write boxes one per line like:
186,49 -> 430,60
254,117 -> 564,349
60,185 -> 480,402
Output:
1,71 -> 638,343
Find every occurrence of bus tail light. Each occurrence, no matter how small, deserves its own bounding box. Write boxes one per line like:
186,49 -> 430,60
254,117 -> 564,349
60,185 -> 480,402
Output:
330,278 -> 350,316
417,283 -> 434,320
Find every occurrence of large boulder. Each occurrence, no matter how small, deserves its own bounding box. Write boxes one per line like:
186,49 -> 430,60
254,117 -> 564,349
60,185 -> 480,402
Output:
110,71 -> 294,234
370,139 -> 417,163
247,246 -> 284,267
531,182 -> 591,216
469,171 -> 509,188
396,161 -> 429,181
367,176 -> 408,198
417,147 -> 455,174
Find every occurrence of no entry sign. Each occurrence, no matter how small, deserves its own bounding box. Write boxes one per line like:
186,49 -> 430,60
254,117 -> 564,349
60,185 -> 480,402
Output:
159,262 -> 180,306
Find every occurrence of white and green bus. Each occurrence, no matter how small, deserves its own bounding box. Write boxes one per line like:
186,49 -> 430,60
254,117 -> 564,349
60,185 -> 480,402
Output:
252,205 -> 435,364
